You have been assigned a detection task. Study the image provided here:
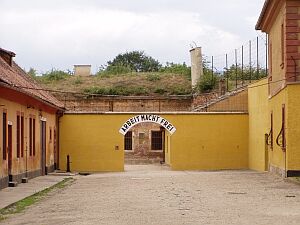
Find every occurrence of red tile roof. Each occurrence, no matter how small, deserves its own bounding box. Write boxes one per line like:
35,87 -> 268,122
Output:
0,50 -> 64,109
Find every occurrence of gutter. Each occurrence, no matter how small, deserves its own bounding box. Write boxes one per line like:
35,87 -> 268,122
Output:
255,0 -> 270,30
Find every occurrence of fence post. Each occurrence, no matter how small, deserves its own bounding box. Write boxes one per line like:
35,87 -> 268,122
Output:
249,40 -> 252,83
242,45 -> 244,86
257,36 -> 259,80
226,54 -> 228,91
235,49 -> 238,89
211,56 -> 214,81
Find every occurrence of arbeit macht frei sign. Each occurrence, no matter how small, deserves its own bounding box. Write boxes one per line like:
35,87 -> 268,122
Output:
119,114 -> 176,135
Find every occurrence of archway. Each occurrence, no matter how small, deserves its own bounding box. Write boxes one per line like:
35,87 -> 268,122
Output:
119,115 -> 176,165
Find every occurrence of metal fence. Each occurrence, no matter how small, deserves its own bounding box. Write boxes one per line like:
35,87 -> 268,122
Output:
204,34 -> 268,91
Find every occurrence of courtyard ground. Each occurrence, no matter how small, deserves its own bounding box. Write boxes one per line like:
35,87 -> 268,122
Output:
2,165 -> 300,225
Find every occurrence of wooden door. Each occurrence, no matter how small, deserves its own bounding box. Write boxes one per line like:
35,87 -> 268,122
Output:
8,124 -> 12,175
41,121 -> 46,175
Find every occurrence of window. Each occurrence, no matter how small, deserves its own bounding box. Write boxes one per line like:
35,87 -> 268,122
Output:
151,131 -> 163,150
281,23 -> 284,68
3,112 -> 7,160
29,118 -> 32,156
21,116 -> 24,157
269,42 -> 273,75
17,115 -> 20,158
124,131 -> 132,150
49,127 -> 52,143
33,118 -> 36,156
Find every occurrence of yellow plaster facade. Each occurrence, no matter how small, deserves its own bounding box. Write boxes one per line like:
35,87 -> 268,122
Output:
59,113 -> 249,172
0,97 -> 57,181
248,79 -> 270,171
248,78 -> 300,176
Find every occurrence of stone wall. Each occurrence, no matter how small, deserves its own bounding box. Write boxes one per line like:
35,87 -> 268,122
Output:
61,95 -> 192,112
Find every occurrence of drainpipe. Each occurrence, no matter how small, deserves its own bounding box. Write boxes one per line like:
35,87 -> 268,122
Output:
56,110 -> 64,170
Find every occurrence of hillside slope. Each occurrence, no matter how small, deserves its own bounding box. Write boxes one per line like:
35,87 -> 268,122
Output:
37,72 -> 192,97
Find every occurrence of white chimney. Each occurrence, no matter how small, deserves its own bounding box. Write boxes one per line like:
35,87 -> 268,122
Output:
190,47 -> 203,87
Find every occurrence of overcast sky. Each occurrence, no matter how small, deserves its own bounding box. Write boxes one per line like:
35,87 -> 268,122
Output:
0,0 -> 265,74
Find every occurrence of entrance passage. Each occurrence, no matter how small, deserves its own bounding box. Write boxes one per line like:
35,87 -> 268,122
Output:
124,123 -> 165,165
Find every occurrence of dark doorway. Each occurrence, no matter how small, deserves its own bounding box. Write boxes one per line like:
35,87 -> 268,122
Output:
41,121 -> 46,175
8,124 -> 12,176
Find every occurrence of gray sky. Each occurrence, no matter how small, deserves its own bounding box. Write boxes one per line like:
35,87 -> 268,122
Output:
0,0 -> 265,74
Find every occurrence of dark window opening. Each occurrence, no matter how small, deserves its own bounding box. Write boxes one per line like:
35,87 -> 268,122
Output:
17,115 -> 20,158
33,119 -> 36,156
124,131 -> 132,150
29,118 -> 32,156
151,131 -> 163,150
50,128 -> 52,142
3,112 -> 7,160
21,116 -> 24,157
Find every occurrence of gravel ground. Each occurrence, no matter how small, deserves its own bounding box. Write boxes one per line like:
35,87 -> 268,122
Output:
2,165 -> 300,225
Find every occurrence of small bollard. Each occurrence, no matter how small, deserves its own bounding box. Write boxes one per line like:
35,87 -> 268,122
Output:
66,155 -> 71,172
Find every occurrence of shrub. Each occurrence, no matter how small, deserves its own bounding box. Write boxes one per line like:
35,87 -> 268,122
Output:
83,86 -> 149,96
196,73 -> 217,93
42,69 -> 70,81
73,77 -> 83,85
159,62 -> 191,77
154,88 -> 167,95
146,74 -> 161,82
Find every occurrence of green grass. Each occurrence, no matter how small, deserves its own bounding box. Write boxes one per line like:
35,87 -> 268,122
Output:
0,177 -> 74,222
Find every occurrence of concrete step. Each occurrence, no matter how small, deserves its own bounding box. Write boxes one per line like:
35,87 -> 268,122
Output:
22,177 -> 29,183
8,181 -> 18,187
125,158 -> 163,165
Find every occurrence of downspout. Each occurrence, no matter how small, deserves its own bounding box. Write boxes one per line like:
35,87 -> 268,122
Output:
56,110 -> 64,170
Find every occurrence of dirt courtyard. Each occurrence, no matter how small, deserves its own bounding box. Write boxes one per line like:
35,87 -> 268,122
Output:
2,165 -> 300,225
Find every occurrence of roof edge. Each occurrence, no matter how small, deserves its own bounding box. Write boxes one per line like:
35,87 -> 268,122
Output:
0,81 -> 65,111
256,0 -> 270,30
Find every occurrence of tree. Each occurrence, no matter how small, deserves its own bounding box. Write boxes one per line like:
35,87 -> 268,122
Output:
106,51 -> 161,73
27,67 -> 37,78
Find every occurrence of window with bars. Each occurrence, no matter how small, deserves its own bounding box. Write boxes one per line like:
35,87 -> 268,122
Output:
124,131 -> 132,150
17,115 -> 20,158
21,116 -> 24,157
33,118 -> 36,156
151,131 -> 163,151
3,112 -> 7,160
29,118 -> 32,156
29,117 -> 36,156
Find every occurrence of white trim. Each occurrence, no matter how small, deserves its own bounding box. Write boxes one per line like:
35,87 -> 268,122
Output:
40,116 -> 47,122
8,121 -> 13,125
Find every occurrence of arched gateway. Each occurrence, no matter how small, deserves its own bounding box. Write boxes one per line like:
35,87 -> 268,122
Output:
119,114 -> 176,164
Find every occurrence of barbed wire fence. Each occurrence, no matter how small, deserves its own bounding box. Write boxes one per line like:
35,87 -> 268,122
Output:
203,34 -> 268,92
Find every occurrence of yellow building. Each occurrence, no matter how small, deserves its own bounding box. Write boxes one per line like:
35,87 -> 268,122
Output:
58,0 -> 300,177
2,0 -> 300,190
0,48 -> 64,189
252,0 -> 300,176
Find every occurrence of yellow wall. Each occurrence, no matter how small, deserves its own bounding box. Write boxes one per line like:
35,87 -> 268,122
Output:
59,114 -> 126,172
164,114 -> 249,170
0,97 -> 57,179
248,79 -> 269,171
60,113 -> 248,172
268,87 -> 287,173
208,89 -> 248,112
287,84 -> 300,171
268,4 -> 286,96
248,79 -> 300,175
